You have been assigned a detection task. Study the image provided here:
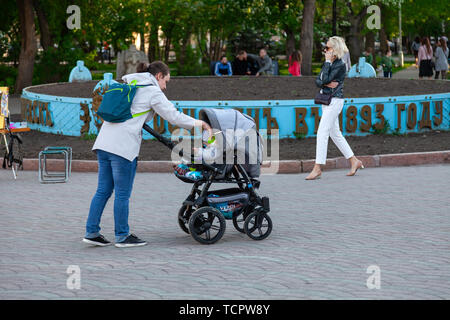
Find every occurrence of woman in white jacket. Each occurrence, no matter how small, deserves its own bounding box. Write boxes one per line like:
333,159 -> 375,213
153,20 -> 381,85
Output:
83,61 -> 211,248
434,38 -> 449,80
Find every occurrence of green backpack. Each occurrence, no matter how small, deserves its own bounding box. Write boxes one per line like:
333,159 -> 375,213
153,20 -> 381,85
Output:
97,80 -> 153,123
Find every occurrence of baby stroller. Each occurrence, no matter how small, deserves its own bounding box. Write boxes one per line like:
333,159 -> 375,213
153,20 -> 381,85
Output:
143,108 -> 272,245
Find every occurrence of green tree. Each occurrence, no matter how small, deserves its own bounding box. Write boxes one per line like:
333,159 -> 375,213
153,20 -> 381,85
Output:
402,0 -> 449,39
15,0 -> 37,94
300,0 -> 316,75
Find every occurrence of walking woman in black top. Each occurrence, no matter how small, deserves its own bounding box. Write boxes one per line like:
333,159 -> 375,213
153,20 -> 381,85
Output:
305,36 -> 364,180
418,37 -> 434,79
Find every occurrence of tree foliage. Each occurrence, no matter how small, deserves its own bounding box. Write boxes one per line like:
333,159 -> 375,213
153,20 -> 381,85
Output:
0,0 -> 448,86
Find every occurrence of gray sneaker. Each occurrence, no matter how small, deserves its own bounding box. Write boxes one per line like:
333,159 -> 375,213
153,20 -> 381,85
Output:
115,234 -> 147,248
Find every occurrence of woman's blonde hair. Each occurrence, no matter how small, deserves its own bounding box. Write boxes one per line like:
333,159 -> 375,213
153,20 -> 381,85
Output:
328,36 -> 349,59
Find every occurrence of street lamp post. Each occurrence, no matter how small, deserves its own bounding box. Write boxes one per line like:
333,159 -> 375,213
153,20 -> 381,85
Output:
332,0 -> 337,36
398,1 -> 404,67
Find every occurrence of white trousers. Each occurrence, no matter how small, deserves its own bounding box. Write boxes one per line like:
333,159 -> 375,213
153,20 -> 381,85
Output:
315,98 -> 354,165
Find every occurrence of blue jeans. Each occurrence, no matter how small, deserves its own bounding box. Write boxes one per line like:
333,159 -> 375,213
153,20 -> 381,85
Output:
85,150 -> 137,242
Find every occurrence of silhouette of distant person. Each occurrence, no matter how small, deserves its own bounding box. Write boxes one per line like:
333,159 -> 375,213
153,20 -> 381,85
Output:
247,49 -> 273,76
288,50 -> 302,76
232,50 -> 252,75
214,56 -> 233,76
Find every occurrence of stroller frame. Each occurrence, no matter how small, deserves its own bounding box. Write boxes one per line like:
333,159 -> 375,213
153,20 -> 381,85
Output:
143,123 -> 272,245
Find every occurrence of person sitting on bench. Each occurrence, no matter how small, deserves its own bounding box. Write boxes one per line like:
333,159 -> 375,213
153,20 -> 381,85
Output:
214,56 -> 233,76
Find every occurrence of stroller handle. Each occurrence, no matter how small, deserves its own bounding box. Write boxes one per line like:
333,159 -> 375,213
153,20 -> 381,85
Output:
142,123 -> 177,151
142,123 -> 224,175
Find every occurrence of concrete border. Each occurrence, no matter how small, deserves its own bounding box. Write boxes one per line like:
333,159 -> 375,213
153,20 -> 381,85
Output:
20,150 -> 450,174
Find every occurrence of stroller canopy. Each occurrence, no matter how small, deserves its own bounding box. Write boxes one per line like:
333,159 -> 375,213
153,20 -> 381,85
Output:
199,108 -> 263,177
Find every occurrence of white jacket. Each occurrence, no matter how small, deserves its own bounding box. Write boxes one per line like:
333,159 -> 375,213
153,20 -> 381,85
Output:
92,72 -> 196,161
434,47 -> 449,71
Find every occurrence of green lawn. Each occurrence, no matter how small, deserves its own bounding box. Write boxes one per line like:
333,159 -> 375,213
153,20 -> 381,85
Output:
91,62 -> 116,80
392,62 -> 414,74
278,59 -> 322,76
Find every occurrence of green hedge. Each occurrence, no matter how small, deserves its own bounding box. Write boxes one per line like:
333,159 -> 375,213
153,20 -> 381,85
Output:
0,64 -> 17,93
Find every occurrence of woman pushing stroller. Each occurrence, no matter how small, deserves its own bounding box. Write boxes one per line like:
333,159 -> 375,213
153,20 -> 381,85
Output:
83,61 -> 211,248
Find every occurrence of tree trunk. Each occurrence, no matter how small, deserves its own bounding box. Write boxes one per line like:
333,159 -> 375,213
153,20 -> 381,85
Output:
100,39 -> 104,64
299,0 -> 316,76
347,34 -> 359,64
148,26 -> 159,62
346,3 -> 367,64
313,37 -> 322,62
15,0 -> 37,94
140,32 -> 145,52
365,31 -> 376,67
379,27 -> 388,55
164,37 -> 171,63
177,31 -> 192,75
162,24 -> 175,63
214,39 -> 221,61
32,0 -> 52,51
208,34 -> 214,62
365,32 -> 374,51
405,36 -> 411,55
196,32 -> 208,62
379,2 -> 388,55
285,28 -> 296,58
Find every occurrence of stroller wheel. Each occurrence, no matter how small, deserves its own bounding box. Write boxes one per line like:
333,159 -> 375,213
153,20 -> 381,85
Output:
244,212 -> 272,241
188,207 -> 226,245
178,205 -> 193,234
232,211 -> 250,233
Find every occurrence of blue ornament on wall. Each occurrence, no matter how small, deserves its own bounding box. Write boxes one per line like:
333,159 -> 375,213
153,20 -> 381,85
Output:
68,60 -> 92,82
348,57 -> 377,78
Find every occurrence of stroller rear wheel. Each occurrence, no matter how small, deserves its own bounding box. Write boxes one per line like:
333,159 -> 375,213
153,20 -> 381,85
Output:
244,212 -> 272,241
178,205 -> 194,234
188,207 -> 226,244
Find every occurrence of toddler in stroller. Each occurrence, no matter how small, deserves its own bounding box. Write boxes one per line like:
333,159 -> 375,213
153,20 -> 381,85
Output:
143,108 -> 272,244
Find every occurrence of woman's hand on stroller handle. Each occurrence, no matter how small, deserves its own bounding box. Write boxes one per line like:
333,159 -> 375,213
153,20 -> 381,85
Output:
195,120 -> 212,138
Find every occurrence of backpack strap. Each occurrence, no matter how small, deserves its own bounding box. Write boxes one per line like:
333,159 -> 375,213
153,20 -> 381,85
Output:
129,81 -> 154,118
132,110 -> 151,118
129,79 -> 154,88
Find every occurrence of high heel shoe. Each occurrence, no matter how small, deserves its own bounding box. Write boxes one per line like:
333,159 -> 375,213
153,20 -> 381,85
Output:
305,171 -> 322,180
347,160 -> 364,176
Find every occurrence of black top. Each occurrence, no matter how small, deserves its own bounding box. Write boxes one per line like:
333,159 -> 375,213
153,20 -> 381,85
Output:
232,59 -> 250,75
315,58 -> 346,98
246,55 -> 259,75
232,56 -> 260,75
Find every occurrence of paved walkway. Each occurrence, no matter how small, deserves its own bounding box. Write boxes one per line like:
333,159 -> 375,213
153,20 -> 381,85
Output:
1,164 -> 449,299
393,65 -> 421,80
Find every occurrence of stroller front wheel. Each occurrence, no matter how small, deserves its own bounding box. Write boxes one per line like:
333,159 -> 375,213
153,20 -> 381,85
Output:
232,210 -> 250,233
244,212 -> 272,241
178,205 -> 193,234
188,207 -> 226,245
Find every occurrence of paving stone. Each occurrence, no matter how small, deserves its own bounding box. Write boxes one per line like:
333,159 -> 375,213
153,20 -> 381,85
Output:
0,165 -> 449,299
